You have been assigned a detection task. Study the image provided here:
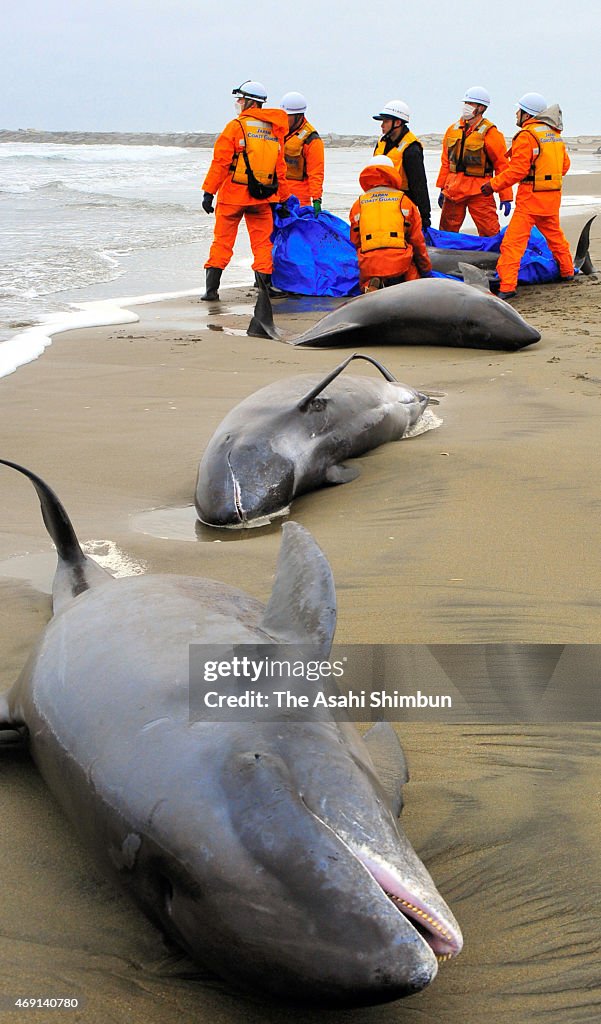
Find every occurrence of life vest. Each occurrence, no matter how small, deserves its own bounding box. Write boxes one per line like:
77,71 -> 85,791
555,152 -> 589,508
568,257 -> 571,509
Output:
358,188 -> 410,253
519,122 -> 565,191
230,114 -> 280,188
284,119 -> 319,181
446,118 -> 495,177
374,131 -> 420,192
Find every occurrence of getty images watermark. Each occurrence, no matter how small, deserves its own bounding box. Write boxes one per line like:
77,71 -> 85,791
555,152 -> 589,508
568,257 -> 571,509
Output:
189,643 -> 601,723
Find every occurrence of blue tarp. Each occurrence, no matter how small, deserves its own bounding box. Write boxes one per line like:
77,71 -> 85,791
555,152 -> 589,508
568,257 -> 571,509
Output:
272,196 -> 360,296
271,198 -> 566,294
424,225 -> 565,285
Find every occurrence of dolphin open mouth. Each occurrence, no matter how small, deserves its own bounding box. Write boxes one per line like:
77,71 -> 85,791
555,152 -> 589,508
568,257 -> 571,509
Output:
355,851 -> 461,961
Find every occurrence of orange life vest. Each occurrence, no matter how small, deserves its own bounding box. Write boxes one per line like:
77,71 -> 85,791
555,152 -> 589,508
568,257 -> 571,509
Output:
446,118 -> 495,177
230,113 -> 280,188
373,131 -> 420,192
358,188 -> 410,252
284,119 -> 320,181
519,122 -> 565,191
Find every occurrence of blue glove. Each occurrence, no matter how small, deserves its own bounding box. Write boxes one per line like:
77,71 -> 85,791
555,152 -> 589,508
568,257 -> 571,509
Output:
500,200 -> 512,217
437,191 -> 445,209
313,198 -> 322,216
202,192 -> 214,214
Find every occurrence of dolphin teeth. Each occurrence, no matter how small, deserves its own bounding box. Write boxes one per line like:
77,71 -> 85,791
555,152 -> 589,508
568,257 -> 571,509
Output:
387,893 -> 452,943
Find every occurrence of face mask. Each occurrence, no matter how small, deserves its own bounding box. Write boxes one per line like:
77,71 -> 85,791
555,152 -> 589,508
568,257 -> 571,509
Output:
461,103 -> 477,120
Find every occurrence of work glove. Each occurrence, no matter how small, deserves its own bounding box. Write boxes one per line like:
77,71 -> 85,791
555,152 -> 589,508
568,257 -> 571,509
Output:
276,201 -> 291,219
202,192 -> 215,214
499,200 -> 512,217
437,191 -> 445,209
312,198 -> 322,216
420,270 -> 434,278
480,183 -> 494,197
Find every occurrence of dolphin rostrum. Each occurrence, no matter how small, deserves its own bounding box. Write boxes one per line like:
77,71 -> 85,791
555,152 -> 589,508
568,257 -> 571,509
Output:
0,459 -> 462,1007
195,353 -> 434,528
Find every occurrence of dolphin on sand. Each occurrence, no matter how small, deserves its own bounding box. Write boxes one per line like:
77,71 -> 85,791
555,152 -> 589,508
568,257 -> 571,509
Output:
0,459 -> 462,1007
195,353 -> 432,528
249,276 -> 541,351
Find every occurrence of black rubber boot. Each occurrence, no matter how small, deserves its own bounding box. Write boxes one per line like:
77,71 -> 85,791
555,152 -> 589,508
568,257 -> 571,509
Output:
201,267 -> 222,301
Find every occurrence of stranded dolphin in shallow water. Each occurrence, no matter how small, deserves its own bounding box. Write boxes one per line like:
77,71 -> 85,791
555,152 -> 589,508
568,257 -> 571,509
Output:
195,353 -> 433,528
0,459 -> 462,1007
286,277 -> 541,351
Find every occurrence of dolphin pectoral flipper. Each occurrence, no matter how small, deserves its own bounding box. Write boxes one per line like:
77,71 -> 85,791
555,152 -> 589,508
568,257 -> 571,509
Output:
292,320 -> 363,348
260,522 -> 336,654
297,354 -> 397,412
0,459 -> 112,612
574,215 -> 596,275
247,286 -> 282,340
325,464 -> 361,485
458,263 -> 492,293
363,722 -> 409,817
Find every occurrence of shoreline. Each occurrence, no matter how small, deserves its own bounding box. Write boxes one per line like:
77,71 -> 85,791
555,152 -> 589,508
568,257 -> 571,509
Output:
1,165 -> 601,1024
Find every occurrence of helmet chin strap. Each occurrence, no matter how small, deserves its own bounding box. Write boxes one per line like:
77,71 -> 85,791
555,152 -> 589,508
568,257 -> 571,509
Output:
382,120 -> 403,143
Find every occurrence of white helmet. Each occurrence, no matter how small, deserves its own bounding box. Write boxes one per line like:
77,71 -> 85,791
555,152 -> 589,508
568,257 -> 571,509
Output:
365,155 -> 395,168
232,80 -> 267,102
463,85 -> 491,107
281,91 -> 307,114
373,100 -> 410,123
517,92 -> 548,116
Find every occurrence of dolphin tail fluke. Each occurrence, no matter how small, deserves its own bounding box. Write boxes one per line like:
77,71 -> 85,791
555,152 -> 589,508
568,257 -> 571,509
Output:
574,215 -> 596,275
363,721 -> 409,817
260,522 -> 336,655
0,459 -> 112,612
247,285 -> 282,340
297,354 -> 397,411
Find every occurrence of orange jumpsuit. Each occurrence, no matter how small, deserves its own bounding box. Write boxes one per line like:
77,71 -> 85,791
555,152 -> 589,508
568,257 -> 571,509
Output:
202,106 -> 291,273
350,164 -> 431,290
437,117 -> 512,236
489,118 -> 573,292
284,118 -> 325,206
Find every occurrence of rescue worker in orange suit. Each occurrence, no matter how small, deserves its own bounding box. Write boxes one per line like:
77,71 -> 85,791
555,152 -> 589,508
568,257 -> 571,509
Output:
281,92 -> 324,214
481,93 -> 574,300
373,100 -> 431,230
201,80 -> 290,300
437,86 -> 512,236
349,156 -> 432,292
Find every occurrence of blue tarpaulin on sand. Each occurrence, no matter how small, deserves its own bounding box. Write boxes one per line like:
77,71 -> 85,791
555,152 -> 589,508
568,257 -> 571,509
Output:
272,199 -> 566,294
424,225 -> 565,285
272,197 -> 360,296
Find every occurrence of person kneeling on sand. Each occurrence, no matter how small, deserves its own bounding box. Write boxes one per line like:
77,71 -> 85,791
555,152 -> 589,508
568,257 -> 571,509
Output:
350,156 -> 432,293
481,92 -> 574,300
200,80 -> 290,301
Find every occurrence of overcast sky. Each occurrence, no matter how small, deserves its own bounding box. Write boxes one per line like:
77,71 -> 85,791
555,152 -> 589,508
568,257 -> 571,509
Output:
2,0 -> 600,138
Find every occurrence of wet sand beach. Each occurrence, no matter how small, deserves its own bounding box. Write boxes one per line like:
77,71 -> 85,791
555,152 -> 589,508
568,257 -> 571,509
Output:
1,187 -> 600,1022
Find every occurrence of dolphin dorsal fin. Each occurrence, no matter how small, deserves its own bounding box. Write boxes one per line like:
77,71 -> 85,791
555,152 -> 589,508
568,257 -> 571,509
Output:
458,263 -> 492,293
297,354 -> 397,411
260,522 -> 336,654
363,721 -> 409,817
247,285 -> 282,340
574,215 -> 596,274
0,459 -> 112,613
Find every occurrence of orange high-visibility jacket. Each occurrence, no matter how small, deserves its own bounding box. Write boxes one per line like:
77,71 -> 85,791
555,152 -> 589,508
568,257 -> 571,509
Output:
202,106 -> 291,205
437,117 -> 512,203
350,164 -> 431,277
374,130 -> 421,192
284,118 -> 324,203
489,117 -> 570,215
